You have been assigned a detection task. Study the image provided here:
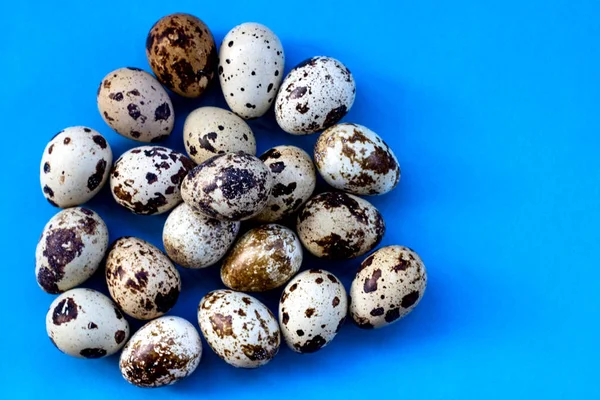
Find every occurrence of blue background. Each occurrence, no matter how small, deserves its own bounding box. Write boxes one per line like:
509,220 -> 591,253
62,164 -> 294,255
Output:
1,0 -> 598,398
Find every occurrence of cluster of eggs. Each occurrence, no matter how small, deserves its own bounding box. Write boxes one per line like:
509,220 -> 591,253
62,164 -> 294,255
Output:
37,13 -> 427,388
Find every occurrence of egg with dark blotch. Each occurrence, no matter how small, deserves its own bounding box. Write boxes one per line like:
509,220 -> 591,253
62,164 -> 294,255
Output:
181,152 -> 273,221
46,288 -> 129,359
105,237 -> 181,320
198,290 -> 280,368
120,316 -> 202,388
315,123 -> 401,195
110,146 -> 195,215
350,246 -> 427,329
40,126 -> 112,208
296,192 -> 385,259
36,207 -> 108,294
254,145 -> 316,222
221,224 -> 302,292
275,56 -> 355,135
97,67 -> 174,143
146,13 -> 217,98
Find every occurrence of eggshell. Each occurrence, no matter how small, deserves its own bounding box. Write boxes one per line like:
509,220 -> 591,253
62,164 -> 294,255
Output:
97,67 -> 174,142
105,237 -> 181,320
198,290 -> 280,368
146,13 -> 217,98
315,123 -> 400,195
219,22 -> 284,119
36,207 -> 108,294
254,146 -> 316,222
110,146 -> 195,215
163,202 -> 240,269
183,106 -> 255,164
221,224 -> 302,292
296,192 -> 385,259
275,56 -> 355,135
181,152 -> 273,221
46,288 -> 129,358
120,316 -> 202,387
350,246 -> 427,329
40,126 -> 112,208
279,269 -> 347,353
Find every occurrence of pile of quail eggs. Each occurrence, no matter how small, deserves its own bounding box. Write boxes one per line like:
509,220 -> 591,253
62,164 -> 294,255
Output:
37,13 -> 427,388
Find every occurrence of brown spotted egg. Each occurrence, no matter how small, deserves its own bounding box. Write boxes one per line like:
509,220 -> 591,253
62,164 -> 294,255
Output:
315,123 -> 401,195
97,67 -> 174,142
40,126 -> 112,208
254,145 -> 316,222
221,224 -> 302,292
46,288 -> 129,359
350,246 -> 427,329
146,13 -> 217,98
198,290 -> 280,368
275,56 -> 355,135
36,207 -> 108,294
219,22 -> 284,119
181,152 -> 273,221
106,237 -> 181,320
120,316 -> 202,388
110,146 -> 195,215
297,192 -> 385,259
184,106 -> 256,164
163,202 -> 240,269
279,270 -> 347,353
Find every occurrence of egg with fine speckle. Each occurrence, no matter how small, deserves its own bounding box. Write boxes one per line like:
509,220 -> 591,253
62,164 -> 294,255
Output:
254,146 -> 316,222
183,106 -> 256,164
36,207 -> 108,294
181,152 -> 273,221
315,123 -> 400,195
198,290 -> 280,368
297,192 -> 385,259
106,237 -> 181,320
163,202 -> 240,269
146,13 -> 217,98
120,316 -> 202,388
110,146 -> 195,215
219,22 -> 284,119
40,126 -> 112,208
350,246 -> 427,329
221,224 -> 302,292
279,269 -> 347,353
97,67 -> 174,143
46,288 -> 129,359
275,56 -> 355,135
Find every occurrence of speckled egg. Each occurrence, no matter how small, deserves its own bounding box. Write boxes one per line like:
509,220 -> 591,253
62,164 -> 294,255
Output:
163,202 -> 240,269
106,237 -> 181,320
46,288 -> 129,358
255,146 -> 316,222
120,316 -> 202,388
40,126 -> 112,208
219,22 -> 284,119
97,67 -> 174,142
198,290 -> 280,368
350,246 -> 427,329
183,106 -> 255,164
279,269 -> 347,353
181,152 -> 273,221
275,56 -> 355,135
315,123 -> 400,195
110,146 -> 195,215
221,224 -> 302,292
296,192 -> 385,259
36,207 -> 108,294
146,13 -> 217,98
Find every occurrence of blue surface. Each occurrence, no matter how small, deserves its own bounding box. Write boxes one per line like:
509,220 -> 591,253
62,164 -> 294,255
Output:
1,0 -> 599,398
